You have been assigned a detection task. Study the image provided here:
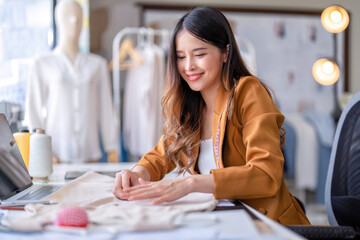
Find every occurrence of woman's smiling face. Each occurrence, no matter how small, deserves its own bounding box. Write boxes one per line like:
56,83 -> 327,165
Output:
176,30 -> 227,95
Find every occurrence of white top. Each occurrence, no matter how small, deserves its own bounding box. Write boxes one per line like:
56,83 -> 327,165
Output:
25,47 -> 118,162
197,138 -> 217,174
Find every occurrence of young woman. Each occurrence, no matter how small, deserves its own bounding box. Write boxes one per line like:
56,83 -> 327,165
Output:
113,7 -> 310,225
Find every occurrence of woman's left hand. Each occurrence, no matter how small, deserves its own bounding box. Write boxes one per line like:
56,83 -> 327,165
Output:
123,177 -> 194,204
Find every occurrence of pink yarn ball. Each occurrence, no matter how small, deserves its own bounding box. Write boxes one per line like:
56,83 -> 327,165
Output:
54,206 -> 88,228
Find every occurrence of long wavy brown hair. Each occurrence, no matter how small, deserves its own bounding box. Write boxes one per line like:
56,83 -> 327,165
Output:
161,7 -> 285,173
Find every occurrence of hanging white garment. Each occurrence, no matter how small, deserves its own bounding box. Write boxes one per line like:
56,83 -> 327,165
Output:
25,47 -> 118,162
123,44 -> 165,156
286,113 -> 318,190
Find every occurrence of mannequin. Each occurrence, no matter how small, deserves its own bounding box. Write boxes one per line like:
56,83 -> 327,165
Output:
55,0 -> 82,65
25,0 -> 118,163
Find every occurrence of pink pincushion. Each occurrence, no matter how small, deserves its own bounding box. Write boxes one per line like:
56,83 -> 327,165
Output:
54,206 -> 88,228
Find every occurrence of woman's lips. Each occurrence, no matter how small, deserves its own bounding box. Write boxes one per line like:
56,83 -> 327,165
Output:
186,73 -> 204,81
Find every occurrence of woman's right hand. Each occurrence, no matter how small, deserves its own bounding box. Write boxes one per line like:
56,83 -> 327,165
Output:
113,166 -> 150,200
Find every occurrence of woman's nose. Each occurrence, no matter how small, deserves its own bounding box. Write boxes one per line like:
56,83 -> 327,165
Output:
185,57 -> 194,71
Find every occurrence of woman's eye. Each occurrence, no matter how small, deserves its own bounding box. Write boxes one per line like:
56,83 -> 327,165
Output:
177,56 -> 185,59
195,54 -> 206,57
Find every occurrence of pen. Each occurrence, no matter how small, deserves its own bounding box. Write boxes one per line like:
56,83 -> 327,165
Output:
0,206 -> 25,211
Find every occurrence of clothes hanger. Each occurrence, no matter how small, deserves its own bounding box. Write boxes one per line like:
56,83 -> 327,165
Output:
109,38 -> 143,70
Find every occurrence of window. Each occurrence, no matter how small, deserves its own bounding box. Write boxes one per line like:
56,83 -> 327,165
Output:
0,0 -> 54,109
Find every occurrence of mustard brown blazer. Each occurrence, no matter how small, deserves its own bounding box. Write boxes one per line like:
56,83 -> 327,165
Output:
136,76 -> 310,225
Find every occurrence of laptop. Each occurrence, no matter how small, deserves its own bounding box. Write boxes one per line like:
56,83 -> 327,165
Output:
0,113 -> 61,205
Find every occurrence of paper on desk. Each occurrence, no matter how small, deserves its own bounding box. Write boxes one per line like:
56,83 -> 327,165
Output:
217,199 -> 235,207
115,210 -> 261,240
177,210 -> 260,239
117,227 -> 218,240
215,210 -> 260,239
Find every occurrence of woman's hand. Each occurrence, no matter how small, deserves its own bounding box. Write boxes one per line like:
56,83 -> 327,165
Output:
113,166 -> 150,200
123,177 -> 193,204
123,174 -> 215,204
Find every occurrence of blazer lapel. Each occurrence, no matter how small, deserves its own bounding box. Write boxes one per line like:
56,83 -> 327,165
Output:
212,85 -> 230,169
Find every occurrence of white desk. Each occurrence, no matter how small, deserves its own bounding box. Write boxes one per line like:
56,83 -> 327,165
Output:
49,162 -> 136,183
0,163 -> 305,240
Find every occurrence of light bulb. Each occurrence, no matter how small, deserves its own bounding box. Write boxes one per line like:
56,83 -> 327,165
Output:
312,58 -> 339,85
330,10 -> 342,23
322,61 -> 334,74
321,6 -> 349,33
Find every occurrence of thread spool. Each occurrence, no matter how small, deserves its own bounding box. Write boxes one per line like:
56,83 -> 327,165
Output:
13,128 -> 31,170
28,129 -> 53,181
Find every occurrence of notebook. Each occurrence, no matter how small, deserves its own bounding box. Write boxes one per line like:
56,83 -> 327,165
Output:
0,113 -> 61,205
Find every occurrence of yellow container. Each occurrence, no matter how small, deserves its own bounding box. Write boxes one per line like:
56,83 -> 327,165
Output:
13,129 -> 31,170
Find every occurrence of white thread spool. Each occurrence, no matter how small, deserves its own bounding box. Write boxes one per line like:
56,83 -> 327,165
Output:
28,129 -> 53,180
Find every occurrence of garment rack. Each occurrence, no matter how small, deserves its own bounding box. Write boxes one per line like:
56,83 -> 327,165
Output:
112,27 -> 170,161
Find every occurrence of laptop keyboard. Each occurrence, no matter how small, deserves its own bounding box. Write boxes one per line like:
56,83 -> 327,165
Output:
19,185 -> 60,200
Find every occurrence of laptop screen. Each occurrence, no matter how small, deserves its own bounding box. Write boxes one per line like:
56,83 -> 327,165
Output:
0,114 -> 32,200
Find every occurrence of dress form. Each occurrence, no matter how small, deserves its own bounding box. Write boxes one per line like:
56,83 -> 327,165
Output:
25,0 -> 118,163
54,0 -> 118,162
55,0 -> 82,65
